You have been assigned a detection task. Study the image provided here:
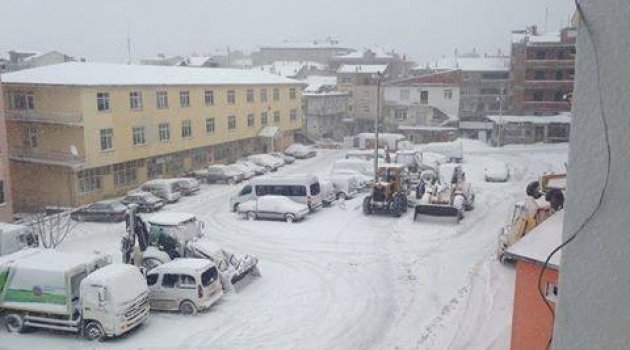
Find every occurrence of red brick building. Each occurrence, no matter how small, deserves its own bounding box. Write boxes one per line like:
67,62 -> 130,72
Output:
509,26 -> 576,116
507,210 -> 564,350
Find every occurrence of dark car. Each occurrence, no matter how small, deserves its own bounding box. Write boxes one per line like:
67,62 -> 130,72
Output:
71,200 -> 128,222
206,165 -> 244,184
121,191 -> 166,212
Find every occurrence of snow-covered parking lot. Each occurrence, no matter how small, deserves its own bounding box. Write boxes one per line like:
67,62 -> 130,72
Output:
0,140 -> 568,350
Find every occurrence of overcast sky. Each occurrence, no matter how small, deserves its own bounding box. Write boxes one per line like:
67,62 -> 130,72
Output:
0,0 -> 574,64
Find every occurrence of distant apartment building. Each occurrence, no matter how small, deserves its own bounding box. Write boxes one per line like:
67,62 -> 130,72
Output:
252,61 -> 326,79
0,50 -> 77,73
383,70 -> 461,143
2,62 -> 304,212
488,114 -> 571,146
330,48 -> 415,80
0,76 -> 13,221
252,38 -> 354,65
337,64 -> 389,133
509,26 -> 576,116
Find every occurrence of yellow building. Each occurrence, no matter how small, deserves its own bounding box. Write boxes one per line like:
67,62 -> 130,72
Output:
0,75 -> 14,221
2,62 -> 304,212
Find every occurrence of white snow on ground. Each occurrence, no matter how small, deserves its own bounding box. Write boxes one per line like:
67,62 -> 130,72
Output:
0,140 -> 568,350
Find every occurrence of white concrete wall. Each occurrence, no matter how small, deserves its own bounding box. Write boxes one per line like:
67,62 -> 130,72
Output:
553,1 -> 630,349
383,85 -> 460,116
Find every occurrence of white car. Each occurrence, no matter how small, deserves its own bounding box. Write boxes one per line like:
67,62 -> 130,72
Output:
323,173 -> 361,199
484,160 -> 510,182
238,196 -> 310,223
331,159 -> 375,186
319,179 -> 336,206
247,154 -> 284,171
232,162 -> 256,180
238,160 -> 269,175
285,143 -> 317,159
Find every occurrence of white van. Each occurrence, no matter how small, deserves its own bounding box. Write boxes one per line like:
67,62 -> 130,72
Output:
230,174 -> 322,212
140,179 -> 182,203
146,258 -> 223,315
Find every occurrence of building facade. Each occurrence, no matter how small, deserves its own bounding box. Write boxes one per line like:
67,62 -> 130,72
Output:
0,76 -> 13,221
488,114 -> 570,146
509,26 -> 576,116
252,38 -> 354,65
303,91 -> 351,141
2,63 -> 304,212
329,48 -> 415,80
337,64 -> 389,133
1,50 -> 77,73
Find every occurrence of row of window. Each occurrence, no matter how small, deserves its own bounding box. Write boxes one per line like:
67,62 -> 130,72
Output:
398,89 -> 438,103
96,87 -> 298,112
99,110 -> 299,150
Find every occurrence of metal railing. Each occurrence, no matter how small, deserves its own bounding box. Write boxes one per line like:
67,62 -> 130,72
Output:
5,111 -> 83,125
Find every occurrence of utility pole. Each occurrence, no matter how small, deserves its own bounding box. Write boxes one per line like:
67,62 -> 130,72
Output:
497,95 -> 503,146
374,71 -> 382,183
126,22 -> 132,65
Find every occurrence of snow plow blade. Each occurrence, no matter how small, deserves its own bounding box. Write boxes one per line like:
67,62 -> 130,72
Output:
413,204 -> 460,221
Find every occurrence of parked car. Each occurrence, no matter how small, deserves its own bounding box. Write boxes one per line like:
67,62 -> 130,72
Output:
324,173 -> 361,200
270,152 -> 295,164
238,196 -> 310,223
285,143 -> 317,159
206,165 -> 245,184
237,160 -> 268,176
71,200 -> 128,222
331,159 -> 375,186
484,160 -> 510,182
146,258 -> 224,315
319,179 -> 336,206
140,179 -> 183,203
174,178 -> 201,195
122,191 -> 166,212
230,174 -> 322,212
247,154 -> 284,171
232,162 -> 256,180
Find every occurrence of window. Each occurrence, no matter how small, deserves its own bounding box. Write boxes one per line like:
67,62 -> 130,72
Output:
444,90 -> 453,100
395,109 -> 407,121
255,185 -> 307,197
192,148 -> 209,167
260,89 -> 268,102
247,113 -> 255,127
273,111 -> 280,124
24,127 -> 38,148
0,181 -> 4,204
156,91 -> 168,109
289,88 -> 296,100
536,50 -> 546,60
180,90 -> 190,107
532,90 -> 544,101
545,282 -> 559,303
129,91 -> 143,110
227,90 -> 236,104
201,267 -> 218,286
204,90 -> 214,105
162,274 -> 178,288
273,88 -> 280,101
555,71 -> 564,81
8,91 -> 34,110
159,123 -> 170,142
534,70 -> 546,80
341,77 -> 351,84
179,275 -> 196,289
206,117 -> 215,133
113,161 -> 138,186
481,88 -> 501,95
420,91 -> 429,104
96,92 -> 110,112
228,115 -> 236,130
261,112 -> 268,125
132,126 -> 146,145
554,91 -> 565,101
246,89 -> 254,103
290,109 -> 297,122
400,89 -> 410,100
481,72 -> 509,80
239,185 -> 252,196
100,128 -> 113,151
146,274 -> 158,286
78,167 -> 106,193
181,120 -> 192,138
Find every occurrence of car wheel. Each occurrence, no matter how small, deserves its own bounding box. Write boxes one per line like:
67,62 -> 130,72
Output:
247,211 -> 256,221
4,313 -> 24,333
285,213 -> 296,223
233,203 -> 240,212
336,192 -> 348,200
84,321 -> 105,341
179,300 -> 198,315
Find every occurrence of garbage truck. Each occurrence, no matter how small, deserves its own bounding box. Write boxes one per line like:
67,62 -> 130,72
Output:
0,249 -> 150,340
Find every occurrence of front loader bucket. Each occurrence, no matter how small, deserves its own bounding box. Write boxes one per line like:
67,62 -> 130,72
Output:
414,204 -> 461,221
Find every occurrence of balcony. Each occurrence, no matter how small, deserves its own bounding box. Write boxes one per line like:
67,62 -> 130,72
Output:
10,148 -> 86,168
524,80 -> 574,89
526,59 -> 575,68
5,111 -> 83,126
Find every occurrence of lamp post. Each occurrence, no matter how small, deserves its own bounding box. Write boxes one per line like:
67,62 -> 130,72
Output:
496,95 -> 503,146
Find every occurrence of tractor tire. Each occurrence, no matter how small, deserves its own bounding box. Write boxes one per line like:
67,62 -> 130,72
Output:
546,189 -> 565,211
362,196 -> 373,215
526,181 -> 542,198
392,193 -> 406,217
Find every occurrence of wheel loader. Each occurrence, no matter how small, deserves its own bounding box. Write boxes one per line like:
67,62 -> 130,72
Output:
362,164 -> 409,217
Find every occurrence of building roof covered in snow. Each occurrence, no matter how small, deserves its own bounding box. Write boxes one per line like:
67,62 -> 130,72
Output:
303,75 -> 337,92
337,64 -> 388,74
336,48 -> 396,59
422,57 -> 510,72
487,114 -> 571,125
261,38 -> 349,49
252,61 -> 325,78
507,210 -> 564,269
1,62 -> 304,86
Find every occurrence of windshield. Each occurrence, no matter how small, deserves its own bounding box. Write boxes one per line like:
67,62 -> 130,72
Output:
201,266 -> 219,286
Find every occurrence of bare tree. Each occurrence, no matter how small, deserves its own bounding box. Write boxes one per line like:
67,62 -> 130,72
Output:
27,210 -> 77,249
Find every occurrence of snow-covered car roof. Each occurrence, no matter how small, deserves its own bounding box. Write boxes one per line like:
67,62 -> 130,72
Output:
147,212 -> 196,226
150,258 -> 215,274
82,264 -> 146,305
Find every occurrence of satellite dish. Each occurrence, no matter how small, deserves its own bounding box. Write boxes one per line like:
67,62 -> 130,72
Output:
69,145 -> 79,158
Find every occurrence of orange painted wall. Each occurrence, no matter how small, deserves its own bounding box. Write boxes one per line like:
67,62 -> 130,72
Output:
510,260 -> 558,350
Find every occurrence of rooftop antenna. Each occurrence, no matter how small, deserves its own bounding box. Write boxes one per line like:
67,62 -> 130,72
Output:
544,7 -> 549,32
126,21 -> 132,65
